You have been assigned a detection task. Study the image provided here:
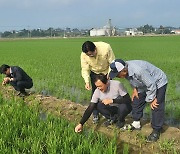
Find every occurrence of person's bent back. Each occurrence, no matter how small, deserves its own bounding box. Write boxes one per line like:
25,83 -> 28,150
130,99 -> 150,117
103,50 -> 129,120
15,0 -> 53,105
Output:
0,64 -> 33,97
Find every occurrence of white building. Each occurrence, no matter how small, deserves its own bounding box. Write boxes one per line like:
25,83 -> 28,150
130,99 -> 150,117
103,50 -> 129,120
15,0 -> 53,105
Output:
90,19 -> 116,36
125,28 -> 143,36
171,29 -> 180,34
90,28 -> 106,36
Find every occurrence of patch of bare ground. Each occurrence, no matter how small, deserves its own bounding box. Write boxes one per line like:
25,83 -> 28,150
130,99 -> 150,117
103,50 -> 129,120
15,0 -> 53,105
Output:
1,85 -> 179,154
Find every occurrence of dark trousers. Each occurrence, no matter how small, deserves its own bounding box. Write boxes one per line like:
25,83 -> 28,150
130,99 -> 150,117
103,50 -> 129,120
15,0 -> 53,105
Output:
132,84 -> 167,131
90,71 -> 100,116
10,80 -> 33,93
97,102 -> 132,122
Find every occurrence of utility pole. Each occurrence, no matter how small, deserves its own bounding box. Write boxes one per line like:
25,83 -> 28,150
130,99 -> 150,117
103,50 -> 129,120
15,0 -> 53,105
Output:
50,28 -> 52,37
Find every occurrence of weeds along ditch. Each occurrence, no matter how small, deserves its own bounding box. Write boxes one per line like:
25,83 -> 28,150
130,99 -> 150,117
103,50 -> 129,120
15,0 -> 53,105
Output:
0,94 -> 118,153
0,36 -> 180,127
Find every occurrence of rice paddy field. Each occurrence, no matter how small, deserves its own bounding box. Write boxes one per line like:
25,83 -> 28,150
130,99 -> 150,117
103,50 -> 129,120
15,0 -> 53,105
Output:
0,35 -> 180,153
0,94 -> 117,153
0,36 -> 179,117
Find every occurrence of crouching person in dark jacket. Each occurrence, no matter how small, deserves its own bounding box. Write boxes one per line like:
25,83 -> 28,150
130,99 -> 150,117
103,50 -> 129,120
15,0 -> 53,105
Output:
75,73 -> 132,133
0,64 -> 33,97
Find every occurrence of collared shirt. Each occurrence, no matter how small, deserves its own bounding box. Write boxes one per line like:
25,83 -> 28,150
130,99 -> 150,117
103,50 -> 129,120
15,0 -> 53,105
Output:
10,67 -> 12,74
9,67 -> 13,77
81,42 -> 115,83
91,80 -> 127,103
126,60 -> 168,102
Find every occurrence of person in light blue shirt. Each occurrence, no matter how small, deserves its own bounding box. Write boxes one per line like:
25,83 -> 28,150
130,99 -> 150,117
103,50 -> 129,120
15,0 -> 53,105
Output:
109,59 -> 168,142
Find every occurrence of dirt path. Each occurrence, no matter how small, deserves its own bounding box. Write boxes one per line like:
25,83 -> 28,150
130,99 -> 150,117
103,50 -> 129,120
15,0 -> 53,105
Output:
1,86 -> 180,153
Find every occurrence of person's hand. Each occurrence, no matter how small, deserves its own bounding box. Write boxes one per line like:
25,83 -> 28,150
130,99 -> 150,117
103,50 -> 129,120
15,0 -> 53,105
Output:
75,124 -> 83,133
131,88 -> 139,101
2,77 -> 10,85
2,80 -> 6,85
106,74 -> 110,80
150,98 -> 159,110
85,83 -> 91,90
4,77 -> 10,83
102,99 -> 113,105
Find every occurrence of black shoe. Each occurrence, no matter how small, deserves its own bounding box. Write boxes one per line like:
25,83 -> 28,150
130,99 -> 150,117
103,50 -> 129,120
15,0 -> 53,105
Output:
146,130 -> 160,142
116,121 -> 125,128
19,92 -> 29,97
103,119 -> 117,127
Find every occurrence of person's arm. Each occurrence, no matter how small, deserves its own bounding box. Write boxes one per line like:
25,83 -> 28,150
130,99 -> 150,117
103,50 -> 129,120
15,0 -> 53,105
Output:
116,81 -> 131,104
81,53 -> 91,89
75,103 -> 96,133
113,93 -> 131,104
107,44 -> 115,63
141,73 -> 159,109
102,93 -> 131,105
131,88 -> 139,101
107,44 -> 115,74
11,67 -> 23,82
80,103 -> 96,125
150,98 -> 159,110
137,70 -> 157,102
2,77 -> 10,85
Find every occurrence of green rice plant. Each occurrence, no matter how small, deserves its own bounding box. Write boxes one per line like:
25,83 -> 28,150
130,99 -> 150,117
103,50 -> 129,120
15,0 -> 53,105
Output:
123,143 -> 129,154
0,95 -> 118,153
165,100 -> 180,120
159,139 -> 177,154
136,132 -> 146,148
0,36 -> 179,125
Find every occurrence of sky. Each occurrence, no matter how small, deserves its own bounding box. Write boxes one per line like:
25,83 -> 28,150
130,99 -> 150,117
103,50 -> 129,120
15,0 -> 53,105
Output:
0,0 -> 180,32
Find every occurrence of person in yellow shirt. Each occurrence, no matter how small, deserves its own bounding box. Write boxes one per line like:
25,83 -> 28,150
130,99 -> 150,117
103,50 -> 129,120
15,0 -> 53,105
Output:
81,41 -> 115,123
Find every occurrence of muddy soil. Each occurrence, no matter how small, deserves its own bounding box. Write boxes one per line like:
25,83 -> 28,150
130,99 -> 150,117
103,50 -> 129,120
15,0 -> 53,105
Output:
1,86 -> 180,154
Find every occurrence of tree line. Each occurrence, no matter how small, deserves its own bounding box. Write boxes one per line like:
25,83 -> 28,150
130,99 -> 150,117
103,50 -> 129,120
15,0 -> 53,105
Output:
0,24 -> 179,38
0,27 -> 89,38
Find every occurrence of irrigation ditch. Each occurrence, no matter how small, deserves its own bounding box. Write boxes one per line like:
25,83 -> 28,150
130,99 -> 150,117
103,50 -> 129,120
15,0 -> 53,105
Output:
0,85 -> 180,154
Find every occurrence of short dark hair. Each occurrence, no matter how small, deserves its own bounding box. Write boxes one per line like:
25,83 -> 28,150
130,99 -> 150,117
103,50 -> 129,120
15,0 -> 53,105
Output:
82,41 -> 96,53
0,64 -> 10,74
94,73 -> 108,84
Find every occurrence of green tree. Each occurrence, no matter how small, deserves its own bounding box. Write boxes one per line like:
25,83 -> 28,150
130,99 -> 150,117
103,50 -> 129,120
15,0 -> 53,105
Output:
137,24 -> 155,34
1,31 -> 13,37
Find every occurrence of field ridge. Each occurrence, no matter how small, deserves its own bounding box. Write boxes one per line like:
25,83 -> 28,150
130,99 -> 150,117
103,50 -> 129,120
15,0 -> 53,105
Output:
0,85 -> 179,153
